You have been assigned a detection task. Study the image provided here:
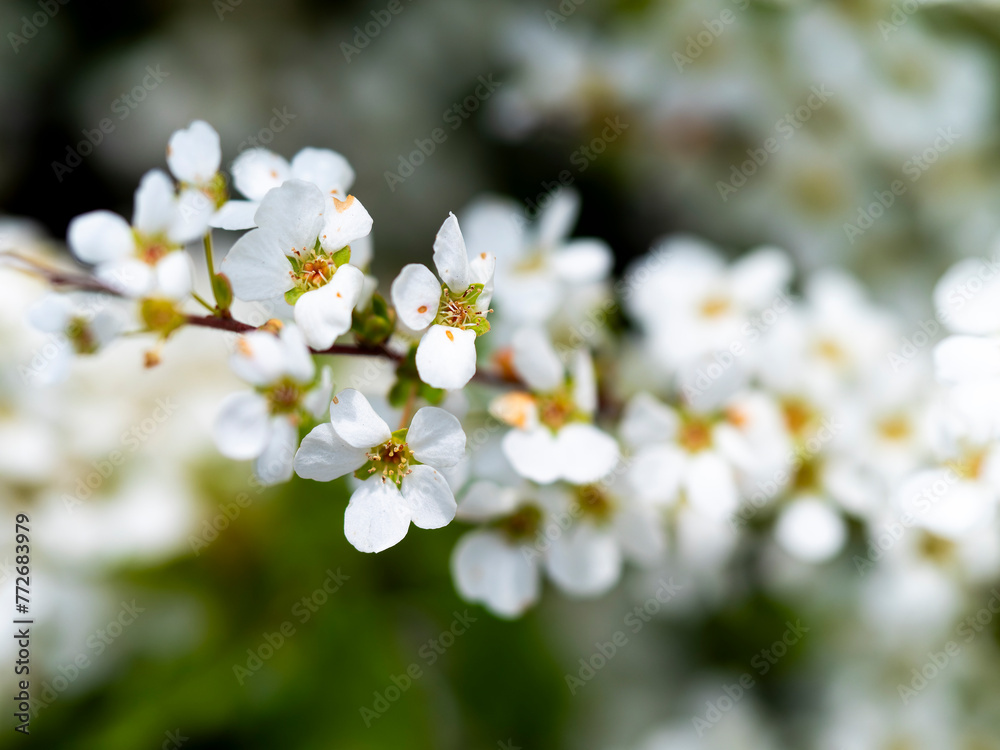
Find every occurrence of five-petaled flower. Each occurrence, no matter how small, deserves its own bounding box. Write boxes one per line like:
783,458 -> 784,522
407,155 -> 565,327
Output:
294,389 -> 466,553
391,213 -> 495,390
220,180 -> 373,349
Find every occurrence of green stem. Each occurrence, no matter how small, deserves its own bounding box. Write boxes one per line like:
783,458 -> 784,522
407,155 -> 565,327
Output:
203,232 -> 215,275
191,292 -> 215,313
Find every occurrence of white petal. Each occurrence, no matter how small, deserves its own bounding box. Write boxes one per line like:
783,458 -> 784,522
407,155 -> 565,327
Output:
96,259 -> 153,298
401,464 -> 457,529
351,234 -> 374,269
329,388 -> 392,449
571,348 -> 597,415
415,325 -> 478,390
502,427 -> 560,484
407,407 -> 466,467
451,531 -> 539,618
511,327 -> 563,392
391,263 -> 441,331
685,451 -> 738,520
432,213 -> 470,292
220,228 -> 294,301
456,480 -> 520,521
253,180 -> 326,249
253,417 -> 298,486
209,200 -> 259,231
27,293 -> 73,333
230,331 -> 285,386
213,391 -> 270,459
293,264 -> 365,349
546,523 -> 621,597
934,256 -> 1000,334
614,502 -> 666,565
277,324 -> 316,383
774,498 -> 846,563
628,445 -> 685,504
551,239 -> 612,283
291,147 -> 355,196
554,423 -> 620,484
232,148 -> 291,201
303,366 -> 334,418
731,246 -> 793,308
536,188 -> 579,248
68,210 -> 134,264
344,477 -> 411,553
171,188 -> 214,243
469,251 -> 497,310
132,169 -> 177,238
167,120 -> 221,185
154,252 -> 194,300
294,422 -> 368,481
320,195 -> 373,251
620,393 -> 679,447
934,335 -> 1000,385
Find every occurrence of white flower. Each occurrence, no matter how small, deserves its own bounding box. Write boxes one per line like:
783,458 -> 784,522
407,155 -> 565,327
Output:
67,170 -> 198,299
451,481 -> 544,618
773,497 -> 847,563
620,391 -> 767,521
219,180 -> 372,349
166,120 -> 225,237
461,189 -> 613,324
490,328 -> 619,485
212,146 -> 356,231
390,213 -> 495,390
293,389 -> 465,553
26,292 -> 126,384
627,236 -> 792,374
212,323 -> 331,486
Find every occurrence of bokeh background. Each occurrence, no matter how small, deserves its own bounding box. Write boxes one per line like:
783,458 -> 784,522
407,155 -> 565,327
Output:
6,0 -> 1000,747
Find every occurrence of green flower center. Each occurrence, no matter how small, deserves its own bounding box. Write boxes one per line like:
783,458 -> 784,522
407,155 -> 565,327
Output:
495,504 -> 543,543
356,430 -> 417,488
264,378 -> 303,415
434,284 -> 491,335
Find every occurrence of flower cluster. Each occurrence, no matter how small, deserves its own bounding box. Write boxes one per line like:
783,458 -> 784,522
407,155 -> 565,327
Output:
8,119 -> 1000,631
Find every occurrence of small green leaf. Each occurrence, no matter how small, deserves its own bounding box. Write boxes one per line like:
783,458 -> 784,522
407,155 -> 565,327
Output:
285,287 -> 305,306
331,246 -> 352,268
212,273 -> 233,311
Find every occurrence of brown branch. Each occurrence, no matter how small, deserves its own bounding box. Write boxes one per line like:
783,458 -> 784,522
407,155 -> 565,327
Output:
1,252 -> 124,297
184,314 -> 404,361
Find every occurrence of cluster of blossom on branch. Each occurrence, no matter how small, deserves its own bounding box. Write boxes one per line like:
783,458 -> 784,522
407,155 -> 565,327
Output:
8,121 -> 997,620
